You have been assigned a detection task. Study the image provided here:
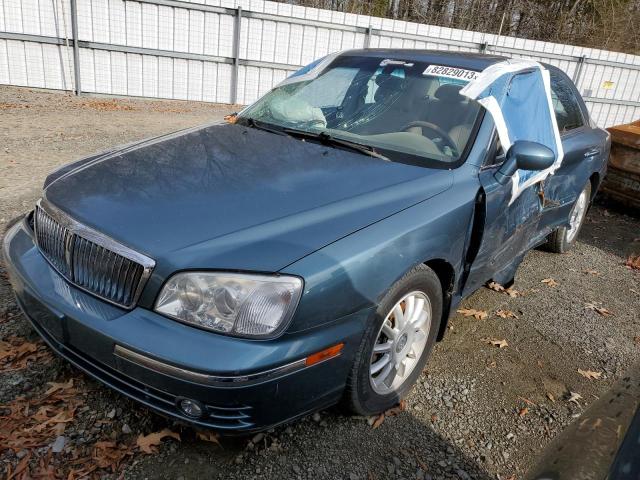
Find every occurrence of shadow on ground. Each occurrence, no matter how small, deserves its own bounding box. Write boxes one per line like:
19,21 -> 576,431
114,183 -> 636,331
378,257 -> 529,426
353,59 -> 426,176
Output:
579,196 -> 640,259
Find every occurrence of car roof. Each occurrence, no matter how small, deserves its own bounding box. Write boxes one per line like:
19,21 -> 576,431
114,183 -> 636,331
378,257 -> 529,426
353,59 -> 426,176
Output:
340,48 -> 508,71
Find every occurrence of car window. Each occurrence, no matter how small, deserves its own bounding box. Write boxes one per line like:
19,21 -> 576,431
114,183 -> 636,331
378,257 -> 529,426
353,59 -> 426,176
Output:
238,55 -> 483,168
549,72 -> 584,133
365,68 -> 405,104
293,67 -> 359,108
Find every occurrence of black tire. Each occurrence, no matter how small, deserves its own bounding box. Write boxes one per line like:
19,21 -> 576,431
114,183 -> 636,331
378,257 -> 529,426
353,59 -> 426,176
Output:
546,182 -> 591,254
344,264 -> 442,416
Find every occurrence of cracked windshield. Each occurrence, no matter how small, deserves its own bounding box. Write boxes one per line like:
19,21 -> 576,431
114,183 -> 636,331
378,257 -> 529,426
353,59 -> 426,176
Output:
238,55 -> 483,166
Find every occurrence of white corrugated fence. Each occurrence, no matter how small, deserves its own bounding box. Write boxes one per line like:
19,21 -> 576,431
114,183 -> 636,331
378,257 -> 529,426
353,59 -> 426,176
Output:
1,0 -> 639,127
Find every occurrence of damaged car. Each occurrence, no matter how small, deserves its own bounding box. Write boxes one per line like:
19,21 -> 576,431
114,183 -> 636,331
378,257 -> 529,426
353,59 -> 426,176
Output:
3,49 -> 610,432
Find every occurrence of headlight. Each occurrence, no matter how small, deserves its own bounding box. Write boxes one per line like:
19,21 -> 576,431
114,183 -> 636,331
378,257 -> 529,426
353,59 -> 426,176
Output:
154,272 -> 303,338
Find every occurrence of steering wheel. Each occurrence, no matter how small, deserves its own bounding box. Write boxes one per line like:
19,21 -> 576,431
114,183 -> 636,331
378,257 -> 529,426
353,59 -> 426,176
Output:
401,121 -> 459,156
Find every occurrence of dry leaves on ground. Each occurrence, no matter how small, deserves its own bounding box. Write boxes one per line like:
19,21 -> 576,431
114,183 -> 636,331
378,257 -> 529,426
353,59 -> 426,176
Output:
567,391 -> 583,405
585,302 -> 614,317
196,431 -> 221,445
1,379 -> 85,477
0,336 -> 53,371
518,407 -> 529,417
578,368 -> 602,380
625,254 -> 640,270
457,308 -> 488,320
136,429 -> 181,454
546,392 -> 556,403
482,337 -> 509,348
1,369 -> 182,478
81,100 -> 135,112
370,400 -> 407,429
0,102 -> 31,110
487,281 -> 520,297
496,309 -> 519,319
541,278 -> 559,287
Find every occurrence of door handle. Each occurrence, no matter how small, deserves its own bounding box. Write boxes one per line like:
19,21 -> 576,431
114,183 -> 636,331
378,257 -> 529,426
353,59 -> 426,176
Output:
583,146 -> 601,158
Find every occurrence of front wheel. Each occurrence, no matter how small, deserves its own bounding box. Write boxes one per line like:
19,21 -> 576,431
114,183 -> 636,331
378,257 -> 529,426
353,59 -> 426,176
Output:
546,182 -> 591,253
344,264 -> 442,416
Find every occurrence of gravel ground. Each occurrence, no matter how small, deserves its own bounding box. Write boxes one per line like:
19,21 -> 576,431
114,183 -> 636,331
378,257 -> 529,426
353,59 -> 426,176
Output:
1,86 -> 639,480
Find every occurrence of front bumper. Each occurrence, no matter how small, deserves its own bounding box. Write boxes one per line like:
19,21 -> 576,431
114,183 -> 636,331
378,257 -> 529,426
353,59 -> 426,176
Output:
2,217 -> 371,433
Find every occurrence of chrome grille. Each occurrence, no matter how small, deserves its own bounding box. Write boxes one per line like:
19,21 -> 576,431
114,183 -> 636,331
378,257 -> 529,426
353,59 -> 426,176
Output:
35,207 -> 70,276
34,201 -> 154,308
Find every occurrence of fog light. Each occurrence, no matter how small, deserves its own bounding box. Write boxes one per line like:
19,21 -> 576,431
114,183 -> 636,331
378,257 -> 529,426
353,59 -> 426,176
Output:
178,398 -> 204,418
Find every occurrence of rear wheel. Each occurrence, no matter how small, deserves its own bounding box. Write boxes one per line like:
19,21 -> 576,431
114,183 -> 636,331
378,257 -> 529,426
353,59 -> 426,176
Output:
344,264 -> 442,416
546,183 -> 591,253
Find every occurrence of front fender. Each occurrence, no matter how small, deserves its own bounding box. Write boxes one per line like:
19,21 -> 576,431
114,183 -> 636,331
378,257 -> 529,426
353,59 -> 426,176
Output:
281,170 -> 478,333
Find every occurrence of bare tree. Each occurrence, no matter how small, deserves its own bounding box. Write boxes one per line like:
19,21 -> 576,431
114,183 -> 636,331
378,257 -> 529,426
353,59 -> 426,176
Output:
276,0 -> 640,54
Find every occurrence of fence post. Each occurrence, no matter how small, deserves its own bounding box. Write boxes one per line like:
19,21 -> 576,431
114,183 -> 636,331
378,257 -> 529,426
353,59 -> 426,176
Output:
572,55 -> 586,89
479,41 -> 488,54
230,6 -> 242,105
70,0 -> 82,95
364,26 -> 372,48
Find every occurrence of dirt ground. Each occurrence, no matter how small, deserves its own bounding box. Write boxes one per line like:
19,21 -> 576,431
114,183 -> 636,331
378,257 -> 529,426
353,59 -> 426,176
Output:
1,86 -> 639,480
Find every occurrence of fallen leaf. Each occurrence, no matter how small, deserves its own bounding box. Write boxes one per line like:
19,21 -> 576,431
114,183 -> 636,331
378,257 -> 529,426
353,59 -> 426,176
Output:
625,254 -> 640,270
384,399 -> 407,417
371,413 -> 385,429
43,379 -> 74,397
196,431 -> 221,446
496,309 -> 519,319
136,429 -> 181,454
482,337 -> 508,348
370,400 -> 406,429
6,451 -> 31,479
92,441 -> 134,472
567,391 -> 583,405
634,336 -> 640,346
578,368 -> 602,380
224,113 -> 238,124
585,302 -> 614,316
0,336 -> 52,371
541,278 -> 559,287
487,281 -> 520,297
505,287 -> 520,298
518,407 -> 529,417
430,414 -> 438,423
457,308 -> 488,320
518,396 -> 537,406
546,392 -> 556,403
486,360 -> 497,369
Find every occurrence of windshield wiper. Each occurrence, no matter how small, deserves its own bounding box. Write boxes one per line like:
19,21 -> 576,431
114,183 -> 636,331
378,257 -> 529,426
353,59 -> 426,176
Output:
282,128 -> 389,161
242,117 -> 288,136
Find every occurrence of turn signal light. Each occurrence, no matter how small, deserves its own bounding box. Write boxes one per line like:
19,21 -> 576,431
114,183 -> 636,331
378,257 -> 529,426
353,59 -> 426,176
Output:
305,343 -> 344,366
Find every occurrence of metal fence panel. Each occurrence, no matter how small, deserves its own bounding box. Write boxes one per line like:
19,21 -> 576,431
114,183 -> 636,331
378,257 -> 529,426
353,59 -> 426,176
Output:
0,0 -> 639,127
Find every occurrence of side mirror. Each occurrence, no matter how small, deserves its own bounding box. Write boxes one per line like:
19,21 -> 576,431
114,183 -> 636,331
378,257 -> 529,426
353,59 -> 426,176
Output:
495,140 -> 556,185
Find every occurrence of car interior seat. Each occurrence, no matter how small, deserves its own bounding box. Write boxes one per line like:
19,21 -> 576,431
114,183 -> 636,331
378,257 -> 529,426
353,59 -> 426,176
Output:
422,83 -> 478,150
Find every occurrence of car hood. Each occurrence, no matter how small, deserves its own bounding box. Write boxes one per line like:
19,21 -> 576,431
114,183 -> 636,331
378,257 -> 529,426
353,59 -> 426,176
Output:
44,123 -> 452,276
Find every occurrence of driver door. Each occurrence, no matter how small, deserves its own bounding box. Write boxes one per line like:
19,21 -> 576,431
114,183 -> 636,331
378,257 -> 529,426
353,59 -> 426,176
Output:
462,141 -> 545,296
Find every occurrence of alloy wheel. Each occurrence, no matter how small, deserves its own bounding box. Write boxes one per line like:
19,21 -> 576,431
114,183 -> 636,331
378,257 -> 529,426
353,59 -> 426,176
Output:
369,291 -> 431,395
566,188 -> 588,243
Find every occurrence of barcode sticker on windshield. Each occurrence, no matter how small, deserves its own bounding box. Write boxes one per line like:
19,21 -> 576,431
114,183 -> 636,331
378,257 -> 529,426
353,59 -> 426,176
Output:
423,65 -> 479,81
